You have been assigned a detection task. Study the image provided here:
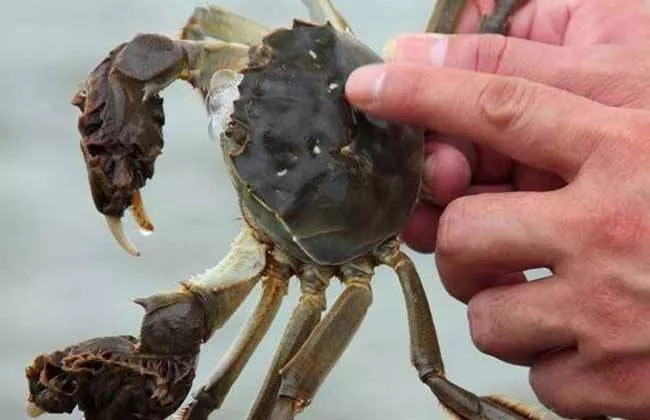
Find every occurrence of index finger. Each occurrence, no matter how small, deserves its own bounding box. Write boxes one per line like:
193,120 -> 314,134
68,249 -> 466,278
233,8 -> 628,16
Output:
345,63 -> 617,180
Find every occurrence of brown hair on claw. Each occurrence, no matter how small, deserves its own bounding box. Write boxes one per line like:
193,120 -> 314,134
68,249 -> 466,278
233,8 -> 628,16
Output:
25,290 -> 209,420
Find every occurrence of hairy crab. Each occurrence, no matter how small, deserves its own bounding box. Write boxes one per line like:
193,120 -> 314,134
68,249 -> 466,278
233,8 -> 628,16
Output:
24,1 -> 542,419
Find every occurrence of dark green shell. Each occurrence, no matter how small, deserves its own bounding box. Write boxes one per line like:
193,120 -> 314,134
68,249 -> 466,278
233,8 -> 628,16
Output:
223,21 -> 423,264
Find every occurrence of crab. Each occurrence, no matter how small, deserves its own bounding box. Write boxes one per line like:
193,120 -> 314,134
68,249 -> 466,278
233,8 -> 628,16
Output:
23,1 -> 550,419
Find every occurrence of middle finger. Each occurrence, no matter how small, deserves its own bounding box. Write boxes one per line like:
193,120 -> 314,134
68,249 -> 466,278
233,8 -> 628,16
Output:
436,190 -> 567,301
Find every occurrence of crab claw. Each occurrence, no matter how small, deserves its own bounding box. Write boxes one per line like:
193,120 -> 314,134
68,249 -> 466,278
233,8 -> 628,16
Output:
129,189 -> 154,235
24,292 -> 206,420
25,401 -> 45,417
74,35 -> 204,254
106,215 -> 140,257
74,39 -> 165,219
104,190 -> 154,256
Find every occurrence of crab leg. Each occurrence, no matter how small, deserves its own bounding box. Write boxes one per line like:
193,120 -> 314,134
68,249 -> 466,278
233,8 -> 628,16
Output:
375,241 -> 540,420
270,258 -> 374,420
110,35 -> 249,107
136,225 -> 269,349
187,39 -> 249,97
247,265 -> 334,420
178,255 -> 292,420
426,0 -> 468,33
478,0 -> 524,34
181,5 -> 270,46
138,225 -> 269,353
426,0 -> 525,34
182,226 -> 268,331
302,0 -> 353,34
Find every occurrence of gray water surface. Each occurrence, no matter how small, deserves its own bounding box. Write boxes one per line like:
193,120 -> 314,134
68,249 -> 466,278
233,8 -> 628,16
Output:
1,1 -> 536,419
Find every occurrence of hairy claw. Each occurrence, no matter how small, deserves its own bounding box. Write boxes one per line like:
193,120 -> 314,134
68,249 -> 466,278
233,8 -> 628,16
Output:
25,291 -> 208,419
73,34 -> 177,257
106,215 -> 140,256
73,33 -> 250,255
73,39 -> 165,218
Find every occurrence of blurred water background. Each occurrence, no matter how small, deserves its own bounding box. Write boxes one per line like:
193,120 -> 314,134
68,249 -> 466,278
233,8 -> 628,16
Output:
1,1 -> 538,419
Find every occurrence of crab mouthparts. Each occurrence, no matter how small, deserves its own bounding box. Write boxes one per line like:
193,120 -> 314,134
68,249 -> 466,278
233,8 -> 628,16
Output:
106,190 -> 154,257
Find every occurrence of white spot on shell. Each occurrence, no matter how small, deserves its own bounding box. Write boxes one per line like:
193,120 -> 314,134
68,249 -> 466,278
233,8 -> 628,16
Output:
308,49 -> 317,59
206,70 -> 244,143
328,82 -> 339,92
312,145 -> 321,155
277,169 -> 288,177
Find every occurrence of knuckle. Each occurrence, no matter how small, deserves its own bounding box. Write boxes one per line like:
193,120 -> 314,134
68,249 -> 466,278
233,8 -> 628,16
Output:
478,76 -> 533,134
584,113 -> 650,173
582,202 -> 647,254
473,34 -> 509,74
529,366 -> 575,418
576,276 -> 650,362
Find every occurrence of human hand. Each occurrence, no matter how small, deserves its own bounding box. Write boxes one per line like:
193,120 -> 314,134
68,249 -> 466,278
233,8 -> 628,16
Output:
345,45 -> 650,418
387,0 -> 650,252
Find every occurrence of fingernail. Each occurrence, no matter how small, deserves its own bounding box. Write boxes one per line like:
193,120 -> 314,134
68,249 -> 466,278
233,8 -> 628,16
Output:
429,34 -> 449,66
382,34 -> 448,66
467,305 -> 482,342
346,64 -> 386,107
424,153 -> 437,185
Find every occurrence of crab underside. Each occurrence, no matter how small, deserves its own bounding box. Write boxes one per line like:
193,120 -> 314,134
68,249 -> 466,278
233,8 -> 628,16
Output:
25,1 -> 608,420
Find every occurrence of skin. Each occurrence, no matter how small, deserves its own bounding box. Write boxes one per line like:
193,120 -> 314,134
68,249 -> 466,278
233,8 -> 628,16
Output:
345,0 -> 650,418
398,0 -> 650,253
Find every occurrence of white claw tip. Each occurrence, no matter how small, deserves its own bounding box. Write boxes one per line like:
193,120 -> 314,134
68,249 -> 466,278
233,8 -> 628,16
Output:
105,216 -> 141,257
25,401 -> 45,417
138,227 -> 154,237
